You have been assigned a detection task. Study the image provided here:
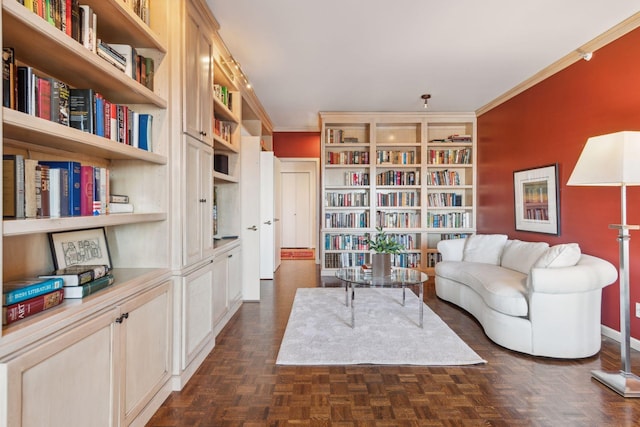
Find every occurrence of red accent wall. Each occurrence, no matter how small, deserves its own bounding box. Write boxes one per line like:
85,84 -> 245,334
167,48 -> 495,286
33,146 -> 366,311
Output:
273,132 -> 321,158
477,27 -> 640,339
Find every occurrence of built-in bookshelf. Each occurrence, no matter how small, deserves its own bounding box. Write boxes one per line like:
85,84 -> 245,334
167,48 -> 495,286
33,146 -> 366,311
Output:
320,112 -> 476,276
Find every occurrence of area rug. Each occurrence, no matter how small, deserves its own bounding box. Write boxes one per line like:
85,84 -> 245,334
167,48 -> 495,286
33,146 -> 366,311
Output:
281,248 -> 315,260
276,288 -> 486,366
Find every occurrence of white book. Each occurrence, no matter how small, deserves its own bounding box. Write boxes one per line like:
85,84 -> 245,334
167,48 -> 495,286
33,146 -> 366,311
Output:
99,167 -> 107,214
79,6 -> 95,52
24,159 -> 39,218
108,203 -> 134,214
49,168 -> 61,218
109,44 -> 137,80
132,111 -> 139,148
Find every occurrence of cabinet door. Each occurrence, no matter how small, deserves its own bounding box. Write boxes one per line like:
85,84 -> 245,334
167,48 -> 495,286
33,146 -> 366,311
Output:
184,136 -> 214,266
182,262 -> 214,369
184,2 -> 213,144
119,281 -> 172,426
227,245 -> 243,305
4,309 -> 119,427
212,254 -> 229,327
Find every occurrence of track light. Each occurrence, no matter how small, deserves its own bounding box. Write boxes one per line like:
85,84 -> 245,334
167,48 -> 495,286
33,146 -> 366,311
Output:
421,94 -> 431,109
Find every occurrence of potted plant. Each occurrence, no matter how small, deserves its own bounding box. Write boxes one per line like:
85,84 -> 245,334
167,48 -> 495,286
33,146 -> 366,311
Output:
365,226 -> 405,277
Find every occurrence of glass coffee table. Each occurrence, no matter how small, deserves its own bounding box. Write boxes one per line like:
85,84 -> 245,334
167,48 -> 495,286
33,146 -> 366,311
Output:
335,267 -> 428,328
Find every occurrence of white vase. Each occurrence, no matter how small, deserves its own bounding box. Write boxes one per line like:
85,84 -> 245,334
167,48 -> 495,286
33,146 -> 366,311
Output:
371,253 -> 392,277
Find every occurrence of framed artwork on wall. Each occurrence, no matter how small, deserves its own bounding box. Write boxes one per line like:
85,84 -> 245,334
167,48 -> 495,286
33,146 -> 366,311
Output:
513,163 -> 560,235
48,227 -> 112,270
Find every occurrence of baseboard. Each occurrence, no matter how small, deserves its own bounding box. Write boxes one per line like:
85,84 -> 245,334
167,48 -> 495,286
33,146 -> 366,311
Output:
600,325 -> 640,351
129,380 -> 173,427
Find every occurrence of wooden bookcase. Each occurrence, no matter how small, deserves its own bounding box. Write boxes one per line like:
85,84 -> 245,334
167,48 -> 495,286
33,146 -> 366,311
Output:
320,112 -> 476,276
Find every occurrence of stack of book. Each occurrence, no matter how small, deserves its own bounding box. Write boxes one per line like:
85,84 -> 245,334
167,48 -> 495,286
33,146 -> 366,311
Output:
39,265 -> 114,299
2,277 -> 65,326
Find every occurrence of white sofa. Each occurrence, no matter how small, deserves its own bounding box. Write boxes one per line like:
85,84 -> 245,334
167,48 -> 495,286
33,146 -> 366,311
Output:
435,234 -> 618,358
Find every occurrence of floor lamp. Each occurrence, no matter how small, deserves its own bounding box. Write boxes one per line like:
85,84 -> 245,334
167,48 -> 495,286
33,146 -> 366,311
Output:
567,131 -> 640,397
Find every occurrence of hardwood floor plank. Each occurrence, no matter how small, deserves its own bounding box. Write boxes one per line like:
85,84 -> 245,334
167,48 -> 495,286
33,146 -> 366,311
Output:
147,260 -> 640,426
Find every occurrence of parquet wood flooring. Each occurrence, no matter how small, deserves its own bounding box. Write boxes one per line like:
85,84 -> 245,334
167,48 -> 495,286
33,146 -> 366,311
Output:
147,261 -> 640,426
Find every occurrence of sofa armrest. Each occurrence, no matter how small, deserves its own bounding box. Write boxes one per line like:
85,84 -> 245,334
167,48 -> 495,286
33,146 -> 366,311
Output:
529,254 -> 617,294
437,238 -> 467,261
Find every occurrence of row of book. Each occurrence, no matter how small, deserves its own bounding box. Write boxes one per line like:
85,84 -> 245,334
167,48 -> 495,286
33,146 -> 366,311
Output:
376,170 -> 420,186
213,119 -> 233,144
325,191 -> 369,207
376,150 -> 417,165
325,129 -> 362,144
2,60 -> 154,151
324,252 -> 367,268
2,155 -> 132,219
427,192 -> 464,207
3,264 -> 114,326
326,151 -> 370,165
426,212 -> 472,229
15,2 -> 153,87
375,212 -> 421,229
324,233 -> 417,251
213,84 -> 233,111
426,170 -> 462,186
343,171 -> 370,186
377,191 -> 419,207
324,212 -> 370,229
427,148 -> 472,165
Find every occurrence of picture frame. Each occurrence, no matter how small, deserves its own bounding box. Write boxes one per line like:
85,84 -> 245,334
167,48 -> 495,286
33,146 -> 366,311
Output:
48,227 -> 112,270
513,163 -> 560,235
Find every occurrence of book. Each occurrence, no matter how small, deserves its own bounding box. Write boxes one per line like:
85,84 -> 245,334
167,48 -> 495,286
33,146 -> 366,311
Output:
24,159 -> 39,218
80,165 -> 94,216
78,5 -> 96,52
39,161 -> 81,216
95,93 -> 105,137
108,44 -> 137,80
39,264 -> 110,287
69,88 -> 94,133
39,164 -> 50,217
3,288 -> 64,325
109,194 -> 129,203
63,274 -> 115,299
17,66 -> 33,114
35,76 -> 51,120
2,47 -> 15,109
138,113 -> 152,151
3,154 -> 25,218
49,167 -> 61,217
93,166 -> 101,215
3,277 -> 64,306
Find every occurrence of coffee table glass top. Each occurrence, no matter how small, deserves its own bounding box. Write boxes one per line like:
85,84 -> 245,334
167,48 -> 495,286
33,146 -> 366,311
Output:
335,267 -> 428,286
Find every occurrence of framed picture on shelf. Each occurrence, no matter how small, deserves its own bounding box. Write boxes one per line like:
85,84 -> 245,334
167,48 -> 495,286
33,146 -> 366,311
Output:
513,164 -> 560,235
48,227 -> 112,270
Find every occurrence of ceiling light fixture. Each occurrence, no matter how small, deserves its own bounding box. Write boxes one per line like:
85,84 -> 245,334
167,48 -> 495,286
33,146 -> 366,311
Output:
580,51 -> 593,61
421,94 -> 431,109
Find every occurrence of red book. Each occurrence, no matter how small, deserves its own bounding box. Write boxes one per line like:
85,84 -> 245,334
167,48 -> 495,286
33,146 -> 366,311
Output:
3,288 -> 64,325
36,77 -> 51,120
80,165 -> 94,216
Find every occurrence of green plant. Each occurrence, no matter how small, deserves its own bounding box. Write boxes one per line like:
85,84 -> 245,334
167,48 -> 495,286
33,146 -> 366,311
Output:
365,226 -> 405,254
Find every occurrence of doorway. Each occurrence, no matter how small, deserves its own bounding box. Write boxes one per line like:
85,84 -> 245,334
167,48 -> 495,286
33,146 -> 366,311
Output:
279,159 -> 318,261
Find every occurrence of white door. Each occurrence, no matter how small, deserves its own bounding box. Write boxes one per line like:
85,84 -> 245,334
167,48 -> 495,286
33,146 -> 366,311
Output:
260,152 -> 275,279
280,160 -> 318,250
240,135 -> 261,300
274,157 -> 282,270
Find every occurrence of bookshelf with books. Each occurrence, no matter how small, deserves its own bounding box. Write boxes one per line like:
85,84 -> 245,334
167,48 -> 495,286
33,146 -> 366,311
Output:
1,1 -> 172,425
320,112 -> 476,275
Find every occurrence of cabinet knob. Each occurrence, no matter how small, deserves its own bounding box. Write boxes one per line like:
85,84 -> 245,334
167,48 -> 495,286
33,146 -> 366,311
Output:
247,225 -> 257,231
199,198 -> 207,203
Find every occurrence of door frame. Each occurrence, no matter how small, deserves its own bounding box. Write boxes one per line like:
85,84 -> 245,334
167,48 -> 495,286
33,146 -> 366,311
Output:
279,158 -> 320,264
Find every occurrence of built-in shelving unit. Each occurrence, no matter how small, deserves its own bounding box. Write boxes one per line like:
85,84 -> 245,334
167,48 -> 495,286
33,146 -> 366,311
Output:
320,112 -> 477,276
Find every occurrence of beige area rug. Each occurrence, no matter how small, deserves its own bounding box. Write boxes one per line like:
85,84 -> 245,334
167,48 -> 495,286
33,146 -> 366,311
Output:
276,288 -> 486,366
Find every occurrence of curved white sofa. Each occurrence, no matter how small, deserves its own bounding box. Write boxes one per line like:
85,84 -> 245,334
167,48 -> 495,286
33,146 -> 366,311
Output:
435,234 -> 618,358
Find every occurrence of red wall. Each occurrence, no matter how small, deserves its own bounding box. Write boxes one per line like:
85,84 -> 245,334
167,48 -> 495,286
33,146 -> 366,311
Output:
273,132 -> 321,158
477,27 -> 640,339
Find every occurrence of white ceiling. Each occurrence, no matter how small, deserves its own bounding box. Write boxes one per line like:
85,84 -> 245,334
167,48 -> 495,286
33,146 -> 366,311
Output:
206,1 -> 639,132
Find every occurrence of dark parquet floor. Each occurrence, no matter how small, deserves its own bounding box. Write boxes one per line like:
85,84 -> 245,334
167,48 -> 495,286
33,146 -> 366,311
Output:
147,260 -> 640,426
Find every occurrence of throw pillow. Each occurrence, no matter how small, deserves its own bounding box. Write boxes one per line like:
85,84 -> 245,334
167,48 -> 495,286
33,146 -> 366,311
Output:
501,240 -> 549,274
462,234 -> 508,265
534,243 -> 581,268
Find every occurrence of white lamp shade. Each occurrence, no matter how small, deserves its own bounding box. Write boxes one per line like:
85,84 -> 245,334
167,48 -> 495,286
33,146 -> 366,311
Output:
567,131 -> 640,186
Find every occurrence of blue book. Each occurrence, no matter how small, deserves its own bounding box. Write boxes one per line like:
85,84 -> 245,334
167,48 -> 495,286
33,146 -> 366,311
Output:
3,277 -> 65,306
138,113 -> 152,151
39,161 -> 81,216
93,167 -> 101,215
95,95 -> 104,137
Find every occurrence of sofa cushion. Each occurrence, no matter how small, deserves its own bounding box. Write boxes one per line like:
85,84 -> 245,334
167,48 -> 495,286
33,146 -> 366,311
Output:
436,261 -> 528,317
500,240 -> 549,274
462,234 -> 508,265
534,243 -> 581,268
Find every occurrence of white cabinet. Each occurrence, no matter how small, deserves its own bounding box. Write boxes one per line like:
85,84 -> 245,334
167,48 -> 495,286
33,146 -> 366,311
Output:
227,245 -> 242,306
2,279 -> 172,427
183,136 -> 214,266
183,0 -> 214,146
212,255 -> 230,327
